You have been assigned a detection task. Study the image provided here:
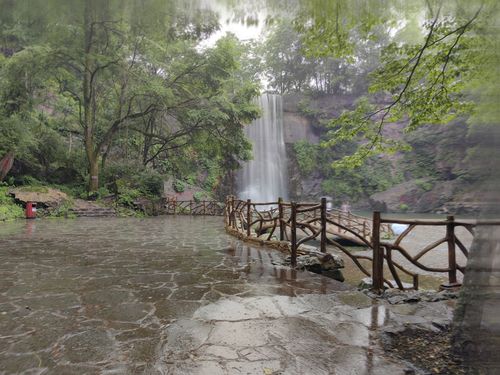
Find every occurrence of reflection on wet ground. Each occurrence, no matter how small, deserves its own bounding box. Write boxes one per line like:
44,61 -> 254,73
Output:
0,217 -> 453,374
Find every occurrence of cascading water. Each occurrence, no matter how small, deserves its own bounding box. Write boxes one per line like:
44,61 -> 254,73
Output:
237,94 -> 289,202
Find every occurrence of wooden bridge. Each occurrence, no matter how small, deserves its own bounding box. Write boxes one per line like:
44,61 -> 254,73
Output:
162,196 -> 500,291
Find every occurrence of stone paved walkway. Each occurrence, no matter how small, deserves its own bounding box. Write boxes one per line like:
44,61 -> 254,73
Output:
0,217 -> 454,374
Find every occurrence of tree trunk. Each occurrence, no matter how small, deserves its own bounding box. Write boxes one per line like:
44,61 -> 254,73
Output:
88,154 -> 99,193
83,0 -> 97,193
0,151 -> 14,181
452,120 -> 500,373
452,226 -> 500,372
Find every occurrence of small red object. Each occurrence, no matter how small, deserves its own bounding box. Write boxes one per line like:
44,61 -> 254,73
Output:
25,202 -> 37,219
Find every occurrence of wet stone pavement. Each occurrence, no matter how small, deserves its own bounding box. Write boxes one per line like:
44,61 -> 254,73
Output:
0,217 -> 454,374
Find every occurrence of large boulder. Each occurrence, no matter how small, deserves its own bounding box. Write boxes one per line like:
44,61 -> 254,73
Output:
9,187 -> 68,208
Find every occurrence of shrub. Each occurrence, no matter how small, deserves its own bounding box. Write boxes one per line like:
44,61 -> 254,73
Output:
0,185 -> 24,221
15,175 -> 44,187
193,191 -> 206,202
138,171 -> 163,196
117,187 -> 142,207
48,200 -> 76,218
173,179 -> 185,193
102,161 -> 165,197
415,179 -> 434,192
293,140 -> 318,176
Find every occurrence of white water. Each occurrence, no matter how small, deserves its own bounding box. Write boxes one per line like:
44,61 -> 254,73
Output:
237,94 -> 289,202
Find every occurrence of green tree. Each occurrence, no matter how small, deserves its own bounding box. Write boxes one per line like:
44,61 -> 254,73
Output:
299,0 -> 497,168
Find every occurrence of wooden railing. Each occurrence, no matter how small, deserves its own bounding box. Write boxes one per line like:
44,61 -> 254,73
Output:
162,198 -> 224,216
224,195 -> 500,291
371,214 -> 500,290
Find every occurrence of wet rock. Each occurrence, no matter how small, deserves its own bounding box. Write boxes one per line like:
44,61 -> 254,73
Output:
364,288 -> 460,305
387,293 -> 420,305
165,319 -> 212,354
202,345 -> 239,360
286,253 -> 345,282
62,330 -> 115,363
322,269 -> 345,282
226,360 -> 282,375
336,291 -> 373,308
194,298 -> 262,321
358,277 -> 373,290
87,302 -> 152,322
359,278 -> 415,292
333,322 -> 370,346
288,251 -> 344,269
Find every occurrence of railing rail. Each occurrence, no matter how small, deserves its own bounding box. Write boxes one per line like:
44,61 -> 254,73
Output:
224,195 -> 500,292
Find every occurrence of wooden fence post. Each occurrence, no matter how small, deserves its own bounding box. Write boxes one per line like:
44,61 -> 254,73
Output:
291,202 -> 298,267
278,197 -> 284,241
203,201 -> 206,215
444,215 -> 458,287
372,211 -> 384,291
246,199 -> 252,237
320,197 -> 327,253
190,200 -> 193,215
231,196 -> 235,228
225,197 -> 229,225
173,198 -> 177,215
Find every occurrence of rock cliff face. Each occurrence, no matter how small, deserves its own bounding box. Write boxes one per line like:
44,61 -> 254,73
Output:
282,112 -> 319,144
282,93 -> 482,214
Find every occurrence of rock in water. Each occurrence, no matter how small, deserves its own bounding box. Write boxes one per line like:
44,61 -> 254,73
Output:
283,252 -> 345,282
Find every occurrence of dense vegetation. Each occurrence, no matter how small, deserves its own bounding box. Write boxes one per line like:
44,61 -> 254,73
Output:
0,0 -> 259,209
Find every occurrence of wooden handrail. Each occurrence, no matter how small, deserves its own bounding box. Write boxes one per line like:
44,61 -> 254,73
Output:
223,196 -> 488,292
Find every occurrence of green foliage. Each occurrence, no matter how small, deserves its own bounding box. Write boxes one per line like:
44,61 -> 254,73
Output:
193,191 -> 207,202
293,141 -> 318,176
320,158 -> 400,204
202,159 -> 222,191
258,19 -> 381,95
415,179 -> 434,192
0,184 -> 24,221
14,175 -> 45,187
297,99 -> 317,118
0,0 -> 260,197
100,160 -> 166,208
399,203 -> 409,212
47,199 -> 75,218
115,205 -> 146,218
173,180 -> 185,193
140,173 -> 163,196
97,187 -> 111,198
115,182 -> 142,207
309,3 -> 495,168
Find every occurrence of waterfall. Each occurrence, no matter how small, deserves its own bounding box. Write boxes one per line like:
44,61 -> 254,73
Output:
237,94 -> 289,202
